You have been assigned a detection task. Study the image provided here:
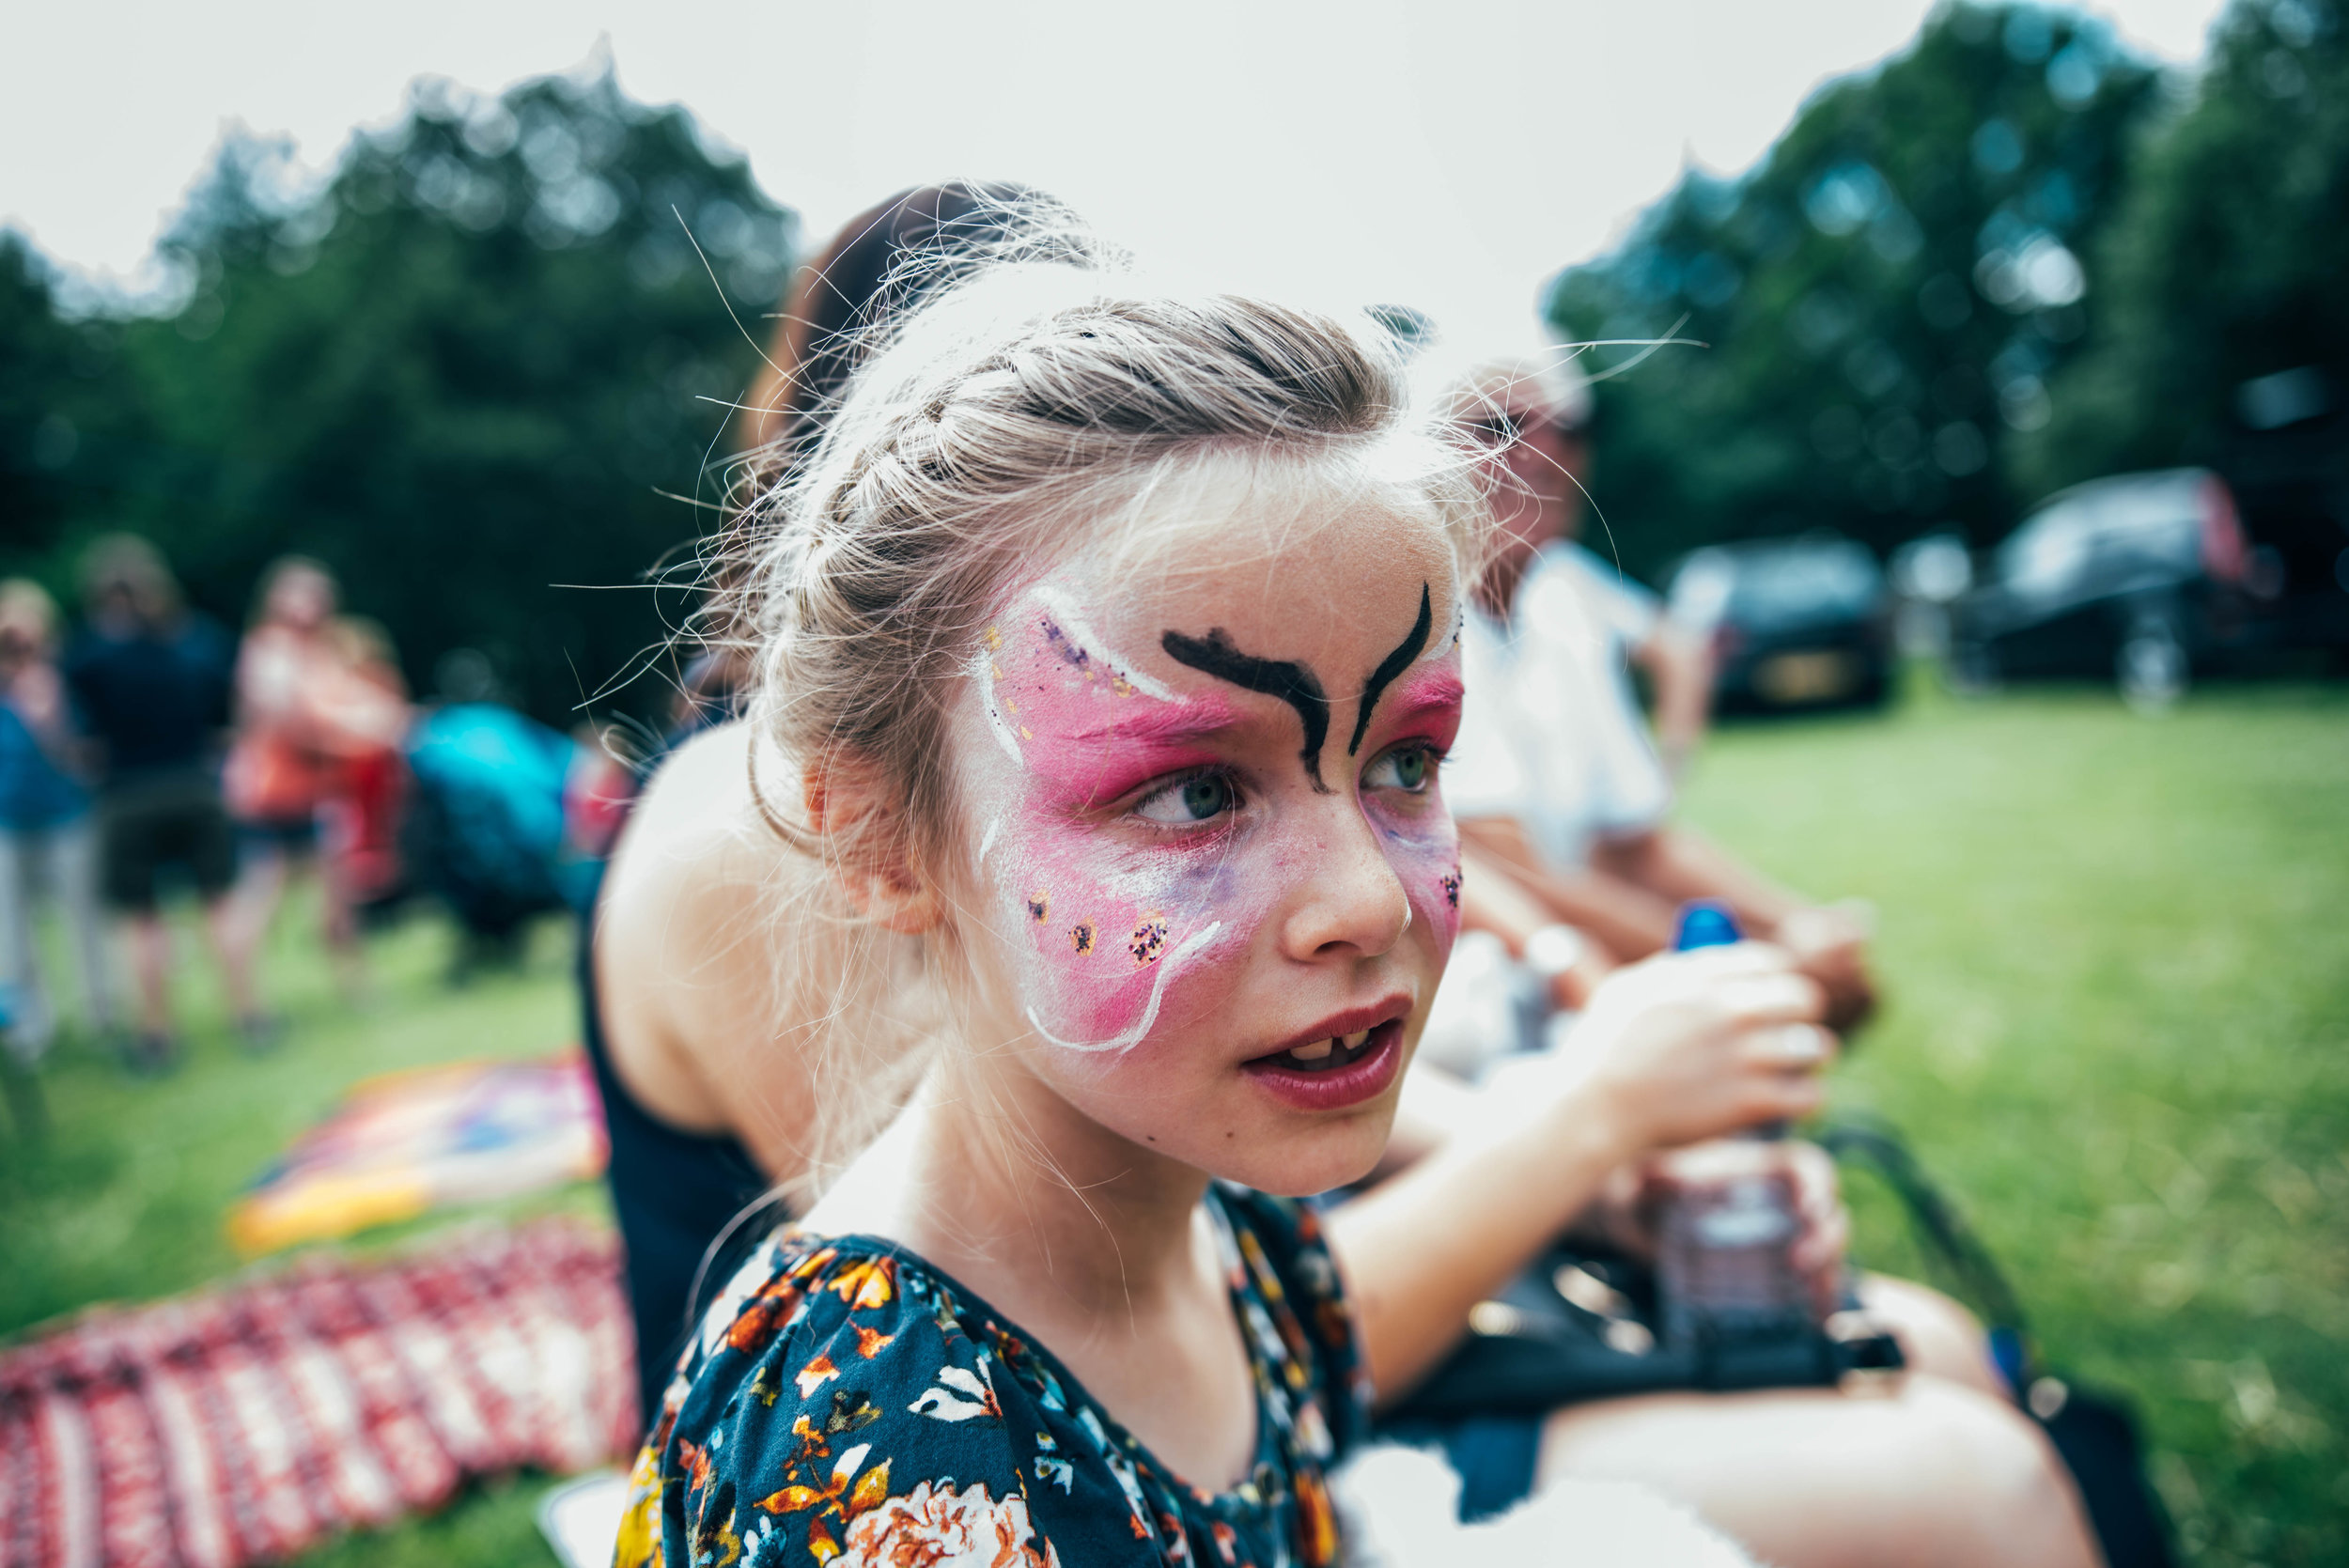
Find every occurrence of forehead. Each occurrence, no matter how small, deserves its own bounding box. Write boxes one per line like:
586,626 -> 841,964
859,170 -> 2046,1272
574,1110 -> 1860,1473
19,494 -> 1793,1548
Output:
1040,450 -> 1459,669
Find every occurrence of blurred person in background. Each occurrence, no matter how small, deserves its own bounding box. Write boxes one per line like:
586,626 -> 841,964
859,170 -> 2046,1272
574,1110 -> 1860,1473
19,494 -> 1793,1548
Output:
1430,341 -> 1877,1042
0,578 -> 115,1075
314,616 -> 413,937
222,557 -> 405,1011
63,536 -> 256,1072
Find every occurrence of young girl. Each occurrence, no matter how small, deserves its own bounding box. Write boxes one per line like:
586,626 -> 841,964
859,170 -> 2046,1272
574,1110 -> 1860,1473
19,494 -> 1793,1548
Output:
615,228 -> 1500,1562
612,220 -> 2101,1568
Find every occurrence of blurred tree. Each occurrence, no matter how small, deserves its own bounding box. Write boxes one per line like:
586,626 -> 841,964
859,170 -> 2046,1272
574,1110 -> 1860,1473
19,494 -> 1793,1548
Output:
2019,0 -> 2347,513
0,238 -> 138,601
1,64 -> 793,723
1548,3 -> 2158,576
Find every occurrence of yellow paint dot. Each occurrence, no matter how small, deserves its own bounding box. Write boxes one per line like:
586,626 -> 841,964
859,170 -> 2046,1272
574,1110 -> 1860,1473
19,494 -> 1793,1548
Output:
1019,725 -> 1034,739
984,626 -> 1003,650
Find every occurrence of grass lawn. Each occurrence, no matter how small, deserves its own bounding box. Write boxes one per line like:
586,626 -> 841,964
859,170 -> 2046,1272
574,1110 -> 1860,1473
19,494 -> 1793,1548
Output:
3,680 -> 2341,1567
1680,679 -> 2348,1568
0,908 -> 595,1568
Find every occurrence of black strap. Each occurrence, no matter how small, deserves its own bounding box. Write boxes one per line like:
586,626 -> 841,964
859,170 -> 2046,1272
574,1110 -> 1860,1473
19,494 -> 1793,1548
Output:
1815,1115 -> 2035,1374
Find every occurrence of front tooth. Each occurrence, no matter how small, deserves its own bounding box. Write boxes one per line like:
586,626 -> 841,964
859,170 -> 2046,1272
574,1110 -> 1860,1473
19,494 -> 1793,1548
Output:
1290,1038 -> 1334,1062
1343,1029 -> 1371,1050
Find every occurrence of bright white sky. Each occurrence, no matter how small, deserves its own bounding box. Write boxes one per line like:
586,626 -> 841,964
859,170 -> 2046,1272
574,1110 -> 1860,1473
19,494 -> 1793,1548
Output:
7,0 -> 2227,341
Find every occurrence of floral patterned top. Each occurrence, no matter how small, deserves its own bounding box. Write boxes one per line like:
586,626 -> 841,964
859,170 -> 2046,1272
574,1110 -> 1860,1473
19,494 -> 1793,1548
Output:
614,1185 -> 1366,1568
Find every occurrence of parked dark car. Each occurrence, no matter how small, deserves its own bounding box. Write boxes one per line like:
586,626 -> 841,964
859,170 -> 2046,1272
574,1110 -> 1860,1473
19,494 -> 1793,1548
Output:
1950,468 -> 2273,706
1667,534 -> 1893,714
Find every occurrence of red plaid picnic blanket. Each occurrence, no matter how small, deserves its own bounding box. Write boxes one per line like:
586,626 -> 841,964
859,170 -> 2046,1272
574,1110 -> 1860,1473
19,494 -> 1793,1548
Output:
0,1218 -> 639,1568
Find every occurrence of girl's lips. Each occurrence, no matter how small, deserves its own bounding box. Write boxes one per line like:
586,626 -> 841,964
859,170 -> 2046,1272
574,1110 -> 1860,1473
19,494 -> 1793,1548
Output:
1242,1018 -> 1406,1111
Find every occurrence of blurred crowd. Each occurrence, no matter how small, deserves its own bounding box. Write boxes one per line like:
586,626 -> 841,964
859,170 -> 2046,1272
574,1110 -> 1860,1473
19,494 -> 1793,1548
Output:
0,537 -> 630,1083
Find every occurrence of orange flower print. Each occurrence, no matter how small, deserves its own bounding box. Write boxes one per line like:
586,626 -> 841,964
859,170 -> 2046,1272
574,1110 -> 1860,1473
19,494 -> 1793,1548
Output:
796,1353 -> 843,1399
757,1441 -> 893,1523
726,1276 -> 808,1357
829,1257 -> 898,1312
830,1480 -> 1063,1568
853,1324 -> 897,1359
1292,1467 -> 1339,1566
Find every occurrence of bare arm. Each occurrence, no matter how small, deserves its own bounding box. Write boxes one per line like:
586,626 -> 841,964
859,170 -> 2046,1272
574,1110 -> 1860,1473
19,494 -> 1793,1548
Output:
1460,815 -> 1680,961
1587,823 -> 1802,937
1332,946 -> 1833,1404
1633,619 -> 1714,779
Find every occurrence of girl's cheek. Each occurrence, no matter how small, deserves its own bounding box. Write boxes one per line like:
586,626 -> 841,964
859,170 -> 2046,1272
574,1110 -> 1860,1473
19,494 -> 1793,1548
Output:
991,815 -> 1275,1052
1371,798 -> 1463,958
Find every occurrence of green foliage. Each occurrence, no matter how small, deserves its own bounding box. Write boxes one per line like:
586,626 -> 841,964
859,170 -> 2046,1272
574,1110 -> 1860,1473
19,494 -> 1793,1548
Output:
0,67 -> 793,723
1549,4 -> 2160,574
2020,0 -> 2349,496
0,238 -> 132,593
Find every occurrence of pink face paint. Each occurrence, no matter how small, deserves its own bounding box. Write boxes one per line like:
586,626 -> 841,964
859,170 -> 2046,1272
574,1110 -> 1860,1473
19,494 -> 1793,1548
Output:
967,580 -> 1469,1056
1357,662 -> 1467,956
969,584 -> 1264,1053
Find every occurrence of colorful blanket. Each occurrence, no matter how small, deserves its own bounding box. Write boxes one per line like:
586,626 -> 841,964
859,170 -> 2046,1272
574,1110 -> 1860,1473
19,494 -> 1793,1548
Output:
0,1219 -> 638,1568
229,1054 -> 607,1256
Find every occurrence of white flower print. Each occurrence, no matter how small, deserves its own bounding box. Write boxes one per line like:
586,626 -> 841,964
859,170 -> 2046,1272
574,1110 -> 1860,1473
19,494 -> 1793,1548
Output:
909,1358 -> 1000,1422
832,1480 -> 1063,1568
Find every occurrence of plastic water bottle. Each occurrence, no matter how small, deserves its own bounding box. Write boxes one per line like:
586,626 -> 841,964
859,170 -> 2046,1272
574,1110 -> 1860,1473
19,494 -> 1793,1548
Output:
1653,903 -> 1813,1350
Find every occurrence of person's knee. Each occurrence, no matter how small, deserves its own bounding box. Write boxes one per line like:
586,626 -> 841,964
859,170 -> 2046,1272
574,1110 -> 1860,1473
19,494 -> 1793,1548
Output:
1536,1380 -> 2097,1568
1858,1273 -> 2007,1396
1876,1381 -> 2100,1568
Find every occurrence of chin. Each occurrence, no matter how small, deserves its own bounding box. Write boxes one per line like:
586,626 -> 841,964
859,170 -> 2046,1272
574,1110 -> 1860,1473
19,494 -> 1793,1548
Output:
1196,1104 -> 1397,1200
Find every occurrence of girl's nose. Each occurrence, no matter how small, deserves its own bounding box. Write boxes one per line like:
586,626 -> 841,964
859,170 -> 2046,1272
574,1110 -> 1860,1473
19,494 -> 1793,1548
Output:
1276,808 -> 1411,964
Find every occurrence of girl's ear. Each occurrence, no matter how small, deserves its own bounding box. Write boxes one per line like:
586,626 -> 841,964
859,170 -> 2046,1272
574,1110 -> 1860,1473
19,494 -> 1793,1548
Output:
804,753 -> 944,935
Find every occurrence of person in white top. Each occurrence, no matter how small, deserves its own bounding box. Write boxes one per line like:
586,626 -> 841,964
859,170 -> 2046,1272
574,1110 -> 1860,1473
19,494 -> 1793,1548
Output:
1436,343 -> 1877,1034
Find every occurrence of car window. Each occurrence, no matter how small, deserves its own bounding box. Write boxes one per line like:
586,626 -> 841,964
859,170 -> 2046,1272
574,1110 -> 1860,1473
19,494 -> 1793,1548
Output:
1726,544 -> 1882,623
2001,474 -> 2204,598
1999,505 -> 2092,598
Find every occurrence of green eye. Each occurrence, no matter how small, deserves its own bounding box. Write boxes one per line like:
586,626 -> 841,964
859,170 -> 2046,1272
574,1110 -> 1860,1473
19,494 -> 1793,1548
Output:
1136,771 -> 1238,825
1180,775 -> 1232,819
1367,746 -> 1435,792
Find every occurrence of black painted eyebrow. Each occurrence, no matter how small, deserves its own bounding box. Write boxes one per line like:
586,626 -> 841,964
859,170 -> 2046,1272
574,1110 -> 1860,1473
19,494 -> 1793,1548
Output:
1159,628 -> 1332,793
1348,582 -> 1433,755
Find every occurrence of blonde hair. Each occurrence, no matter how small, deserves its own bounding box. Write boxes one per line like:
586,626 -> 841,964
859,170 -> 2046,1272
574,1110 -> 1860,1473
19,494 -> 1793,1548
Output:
712,214 -> 1487,1193
0,578 -> 60,653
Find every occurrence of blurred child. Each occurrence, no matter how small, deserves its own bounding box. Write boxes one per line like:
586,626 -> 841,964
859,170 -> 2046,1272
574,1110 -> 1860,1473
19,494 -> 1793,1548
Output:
0,578 -> 114,1065
1429,340 -> 1878,1042
223,559 -> 408,1007
315,616 -> 413,938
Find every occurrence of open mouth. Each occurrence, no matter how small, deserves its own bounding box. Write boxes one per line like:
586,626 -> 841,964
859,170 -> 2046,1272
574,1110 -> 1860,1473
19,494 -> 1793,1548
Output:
1257,1027 -> 1379,1074
1242,1013 -> 1408,1110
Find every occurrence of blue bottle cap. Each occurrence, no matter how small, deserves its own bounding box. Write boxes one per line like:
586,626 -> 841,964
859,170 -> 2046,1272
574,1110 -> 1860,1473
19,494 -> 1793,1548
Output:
1672,901 -> 1743,952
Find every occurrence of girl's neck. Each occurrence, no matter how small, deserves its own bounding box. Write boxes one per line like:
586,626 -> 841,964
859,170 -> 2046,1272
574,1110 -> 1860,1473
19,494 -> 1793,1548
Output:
811,1046 -> 1215,1315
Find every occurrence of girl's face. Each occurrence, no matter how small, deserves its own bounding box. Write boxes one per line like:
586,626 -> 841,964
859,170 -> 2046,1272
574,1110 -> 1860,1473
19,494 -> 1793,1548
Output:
942,474 -> 1465,1197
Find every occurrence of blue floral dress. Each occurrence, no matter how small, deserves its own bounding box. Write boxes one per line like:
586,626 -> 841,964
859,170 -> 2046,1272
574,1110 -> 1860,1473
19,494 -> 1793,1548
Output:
614,1185 -> 1365,1568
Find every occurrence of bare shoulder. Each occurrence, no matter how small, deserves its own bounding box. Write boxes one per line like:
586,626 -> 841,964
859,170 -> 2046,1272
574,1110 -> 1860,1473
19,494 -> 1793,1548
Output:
596,721 -> 788,1134
605,722 -> 770,900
